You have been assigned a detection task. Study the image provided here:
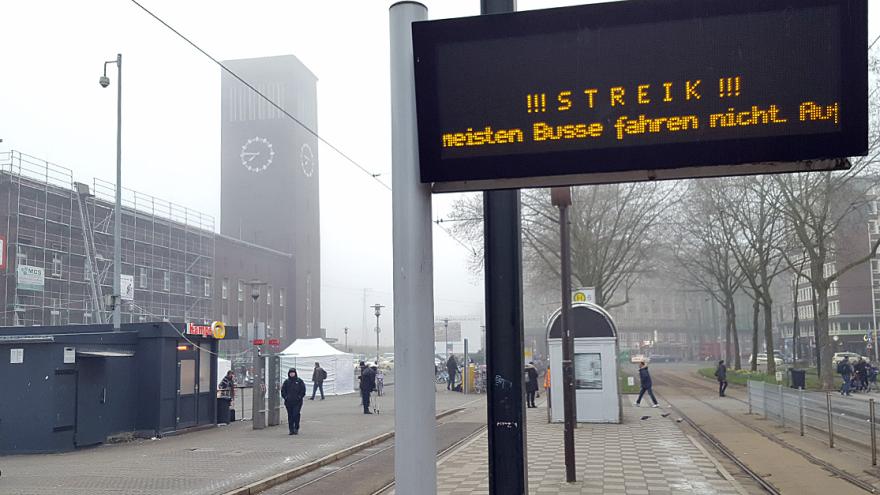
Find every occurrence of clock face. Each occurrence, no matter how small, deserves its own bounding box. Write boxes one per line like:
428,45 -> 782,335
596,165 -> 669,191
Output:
301,143 -> 315,178
241,137 -> 275,173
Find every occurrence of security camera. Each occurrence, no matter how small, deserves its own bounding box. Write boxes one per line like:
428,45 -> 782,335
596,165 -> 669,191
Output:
99,76 -> 110,88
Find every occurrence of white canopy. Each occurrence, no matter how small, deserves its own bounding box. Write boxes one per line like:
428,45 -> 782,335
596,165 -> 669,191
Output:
279,338 -> 355,395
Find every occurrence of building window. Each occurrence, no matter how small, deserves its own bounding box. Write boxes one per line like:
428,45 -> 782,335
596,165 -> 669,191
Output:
83,259 -> 91,281
238,280 -> 244,301
16,250 -> 26,266
204,279 -> 211,298
139,267 -> 148,288
83,312 -> 92,324
185,275 -> 192,295
52,256 -> 62,277
279,319 -> 284,338
163,271 -> 171,291
222,278 -> 228,300
267,286 -> 272,306
279,288 -> 285,307
222,313 -> 228,325
829,300 -> 840,316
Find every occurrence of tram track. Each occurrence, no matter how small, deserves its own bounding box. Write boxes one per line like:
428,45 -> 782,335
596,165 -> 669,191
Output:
659,371 -> 880,494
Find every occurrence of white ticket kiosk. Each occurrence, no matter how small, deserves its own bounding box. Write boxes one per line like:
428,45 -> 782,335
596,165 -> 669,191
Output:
547,302 -> 621,423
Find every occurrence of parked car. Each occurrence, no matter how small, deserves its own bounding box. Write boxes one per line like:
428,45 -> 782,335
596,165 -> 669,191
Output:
749,353 -> 783,366
832,352 -> 863,365
630,354 -> 650,364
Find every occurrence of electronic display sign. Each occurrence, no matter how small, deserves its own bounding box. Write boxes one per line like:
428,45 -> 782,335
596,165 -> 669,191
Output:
412,0 -> 867,192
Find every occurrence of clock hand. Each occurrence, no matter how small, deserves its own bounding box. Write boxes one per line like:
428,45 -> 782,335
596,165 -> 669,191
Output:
242,152 -> 260,163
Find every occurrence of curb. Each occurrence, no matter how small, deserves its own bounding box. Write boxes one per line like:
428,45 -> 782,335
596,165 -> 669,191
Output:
222,407 -> 464,495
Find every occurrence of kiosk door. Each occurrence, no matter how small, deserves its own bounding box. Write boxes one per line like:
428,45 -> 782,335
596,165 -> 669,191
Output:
177,349 -> 198,428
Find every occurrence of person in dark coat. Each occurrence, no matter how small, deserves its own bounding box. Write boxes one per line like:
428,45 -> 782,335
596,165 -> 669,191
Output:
715,360 -> 728,397
635,361 -> 659,407
281,368 -> 306,435
310,362 -> 327,400
525,362 -> 539,408
360,363 -> 377,414
446,355 -> 458,391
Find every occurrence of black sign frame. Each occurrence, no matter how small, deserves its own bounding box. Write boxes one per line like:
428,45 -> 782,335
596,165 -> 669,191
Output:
412,0 -> 867,192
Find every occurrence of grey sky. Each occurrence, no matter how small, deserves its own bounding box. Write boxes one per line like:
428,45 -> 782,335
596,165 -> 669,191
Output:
2,1 -> 877,347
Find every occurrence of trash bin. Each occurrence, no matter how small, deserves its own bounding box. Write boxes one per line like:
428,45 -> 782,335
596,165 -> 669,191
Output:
217,397 -> 232,424
790,368 -> 806,389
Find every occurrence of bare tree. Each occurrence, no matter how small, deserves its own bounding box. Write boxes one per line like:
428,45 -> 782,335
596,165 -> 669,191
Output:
447,183 -> 678,308
673,180 -> 745,369
714,177 -> 787,374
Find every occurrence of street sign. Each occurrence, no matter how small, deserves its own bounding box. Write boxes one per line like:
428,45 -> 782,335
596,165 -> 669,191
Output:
253,339 -> 265,346
572,288 -> 596,305
268,338 -> 280,346
412,0 -> 867,192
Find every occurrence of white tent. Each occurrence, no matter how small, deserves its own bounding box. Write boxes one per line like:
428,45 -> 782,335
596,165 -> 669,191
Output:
279,338 -> 355,395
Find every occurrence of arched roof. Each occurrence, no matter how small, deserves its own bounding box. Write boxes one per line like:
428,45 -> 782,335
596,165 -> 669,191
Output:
546,302 -> 617,339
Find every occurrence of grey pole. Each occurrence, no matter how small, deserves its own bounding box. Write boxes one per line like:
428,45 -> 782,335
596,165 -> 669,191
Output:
252,287 -> 265,429
344,327 -> 349,352
826,392 -> 834,448
100,54 -> 122,329
464,338 -> 470,394
373,304 -> 384,365
390,3 -> 435,494
871,398 -> 877,466
799,387 -> 805,436
445,318 -> 450,362
553,187 -> 576,482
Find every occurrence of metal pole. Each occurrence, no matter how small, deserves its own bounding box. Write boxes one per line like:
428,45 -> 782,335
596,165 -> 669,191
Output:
799,387 -> 804,436
464,338 -> 469,394
826,392 -> 834,448
871,399 -> 877,466
345,327 -> 349,353
445,318 -> 449,362
747,380 -> 752,414
252,291 -> 265,429
481,1 -> 525,492
555,188 -> 576,483
390,3 -> 435,493
113,53 -> 122,330
779,384 -> 785,427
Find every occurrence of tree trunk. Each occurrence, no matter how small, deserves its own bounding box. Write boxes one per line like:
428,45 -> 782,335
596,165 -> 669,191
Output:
763,297 -> 776,375
751,299 -> 760,372
812,263 -> 834,389
732,311 -> 742,370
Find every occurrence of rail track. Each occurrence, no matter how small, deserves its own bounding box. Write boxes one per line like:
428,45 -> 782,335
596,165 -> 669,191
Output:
659,371 -> 880,494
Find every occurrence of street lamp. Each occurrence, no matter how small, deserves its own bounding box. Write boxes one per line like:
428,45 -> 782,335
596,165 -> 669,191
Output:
344,327 -> 349,353
99,54 -> 122,330
443,318 -> 450,362
372,304 -> 384,365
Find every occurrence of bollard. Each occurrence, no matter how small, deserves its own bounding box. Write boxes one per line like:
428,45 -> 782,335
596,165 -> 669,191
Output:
871,399 -> 877,466
827,392 -> 834,448
799,387 -> 805,437
748,381 -> 753,415
779,384 -> 785,427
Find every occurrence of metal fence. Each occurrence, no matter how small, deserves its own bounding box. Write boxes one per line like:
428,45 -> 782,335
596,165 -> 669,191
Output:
748,380 -> 879,464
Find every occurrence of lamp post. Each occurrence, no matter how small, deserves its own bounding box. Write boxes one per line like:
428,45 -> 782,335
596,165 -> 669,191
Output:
344,327 -> 349,353
246,280 -> 267,429
99,54 -> 122,330
373,304 -> 384,365
443,318 -> 450,362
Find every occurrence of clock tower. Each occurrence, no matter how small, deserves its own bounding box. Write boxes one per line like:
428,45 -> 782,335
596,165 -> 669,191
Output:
219,54 -> 319,340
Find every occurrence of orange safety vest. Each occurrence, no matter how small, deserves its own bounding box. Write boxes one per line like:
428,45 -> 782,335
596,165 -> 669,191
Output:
543,369 -> 551,389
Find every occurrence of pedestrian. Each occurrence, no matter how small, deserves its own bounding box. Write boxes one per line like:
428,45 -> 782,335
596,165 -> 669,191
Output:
856,358 -> 869,392
446,354 -> 458,391
310,362 -> 326,400
360,362 -> 377,414
543,365 -> 551,401
525,361 -> 539,408
838,356 -> 853,396
634,361 -> 660,408
714,360 -> 728,397
281,368 -> 306,435
376,366 -> 385,396
219,369 -> 236,401
868,363 -> 878,393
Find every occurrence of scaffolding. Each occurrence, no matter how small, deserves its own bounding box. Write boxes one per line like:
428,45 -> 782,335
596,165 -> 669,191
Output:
0,150 -> 215,327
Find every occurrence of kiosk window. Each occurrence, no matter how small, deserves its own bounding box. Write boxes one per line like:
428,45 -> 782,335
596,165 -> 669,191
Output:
180,359 -> 196,395
574,353 -> 603,390
199,348 -> 211,392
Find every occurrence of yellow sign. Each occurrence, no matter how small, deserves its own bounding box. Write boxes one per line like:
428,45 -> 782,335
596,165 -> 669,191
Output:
211,321 -> 226,340
573,292 -> 587,302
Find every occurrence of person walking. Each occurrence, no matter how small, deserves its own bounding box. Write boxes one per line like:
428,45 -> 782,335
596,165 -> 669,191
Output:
281,368 -> 306,435
525,361 -> 539,408
838,356 -> 853,396
360,363 -> 377,414
446,354 -> 458,391
376,366 -> 385,396
856,358 -> 868,392
310,362 -> 326,400
634,361 -> 660,408
715,360 -> 728,397
543,365 -> 551,401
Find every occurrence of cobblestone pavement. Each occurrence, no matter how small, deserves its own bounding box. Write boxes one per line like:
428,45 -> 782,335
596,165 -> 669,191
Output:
433,401 -> 746,495
0,386 -> 479,495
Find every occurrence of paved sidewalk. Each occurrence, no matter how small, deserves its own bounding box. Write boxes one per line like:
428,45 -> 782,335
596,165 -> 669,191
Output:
0,387 -> 479,495
433,401 -> 745,494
